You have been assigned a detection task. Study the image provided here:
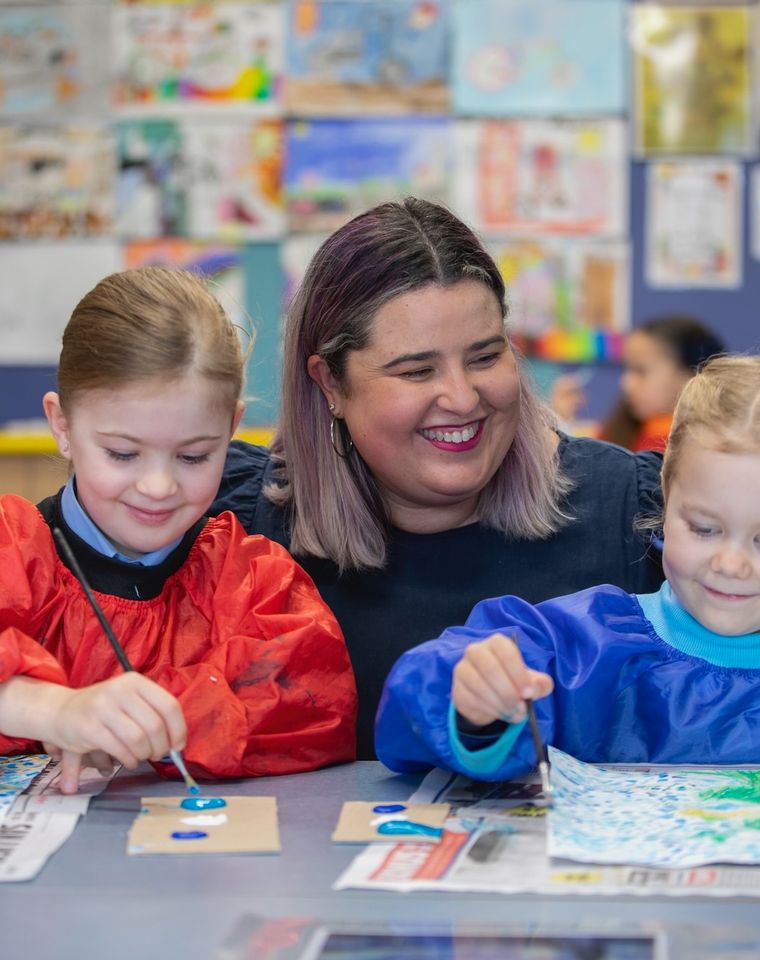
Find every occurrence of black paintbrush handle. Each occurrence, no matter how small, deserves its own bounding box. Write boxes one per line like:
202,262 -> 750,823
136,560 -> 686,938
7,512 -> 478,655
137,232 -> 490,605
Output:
52,527 -> 134,674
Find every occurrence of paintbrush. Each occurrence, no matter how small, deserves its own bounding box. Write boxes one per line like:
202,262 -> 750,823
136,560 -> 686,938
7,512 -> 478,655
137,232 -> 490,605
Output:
52,526 -> 200,796
510,633 -> 553,807
525,698 -> 553,808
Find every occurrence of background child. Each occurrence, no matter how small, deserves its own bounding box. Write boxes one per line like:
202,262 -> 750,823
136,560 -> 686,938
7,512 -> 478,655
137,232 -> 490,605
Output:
376,355 -> 760,780
602,314 -> 725,452
550,315 -> 724,451
0,266 -> 356,793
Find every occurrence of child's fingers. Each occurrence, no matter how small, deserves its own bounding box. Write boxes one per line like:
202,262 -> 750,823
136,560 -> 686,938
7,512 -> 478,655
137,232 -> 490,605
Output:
129,677 -> 187,752
453,641 -> 525,725
83,750 -> 117,779
58,750 -> 83,795
526,668 -> 554,700
484,633 -> 538,698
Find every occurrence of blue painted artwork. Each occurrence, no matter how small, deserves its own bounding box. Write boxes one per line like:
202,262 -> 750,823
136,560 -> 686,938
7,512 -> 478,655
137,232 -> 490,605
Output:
285,1 -> 449,114
452,0 -> 626,117
285,117 -> 451,232
0,755 -> 49,826
548,747 -> 760,869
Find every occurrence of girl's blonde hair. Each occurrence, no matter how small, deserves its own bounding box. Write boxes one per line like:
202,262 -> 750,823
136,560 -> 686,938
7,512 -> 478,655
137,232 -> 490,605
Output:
662,355 -> 760,490
57,266 -> 244,411
267,197 -> 572,572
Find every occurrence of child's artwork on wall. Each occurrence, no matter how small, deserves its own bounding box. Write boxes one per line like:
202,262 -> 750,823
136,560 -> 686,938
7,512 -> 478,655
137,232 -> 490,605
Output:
0,125 -> 115,239
285,118 -> 450,232
0,5 -> 110,116
117,118 -> 284,240
632,4 -> 752,155
454,119 -> 626,237
489,236 -> 629,341
280,233 -> 326,306
452,0 -> 626,117
285,0 -> 448,115
112,0 -> 283,114
548,747 -> 760,869
0,242 -> 121,363
646,160 -> 742,288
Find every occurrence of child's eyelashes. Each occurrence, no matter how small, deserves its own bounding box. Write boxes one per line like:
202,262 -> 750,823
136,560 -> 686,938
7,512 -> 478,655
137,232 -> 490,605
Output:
687,522 -> 717,538
104,449 -> 210,465
105,449 -> 136,462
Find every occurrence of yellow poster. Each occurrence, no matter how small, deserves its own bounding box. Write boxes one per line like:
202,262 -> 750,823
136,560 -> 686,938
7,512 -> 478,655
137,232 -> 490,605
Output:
632,4 -> 752,155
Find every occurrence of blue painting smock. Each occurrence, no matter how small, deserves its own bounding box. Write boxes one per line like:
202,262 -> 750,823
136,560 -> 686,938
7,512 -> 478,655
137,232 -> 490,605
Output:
375,582 -> 760,780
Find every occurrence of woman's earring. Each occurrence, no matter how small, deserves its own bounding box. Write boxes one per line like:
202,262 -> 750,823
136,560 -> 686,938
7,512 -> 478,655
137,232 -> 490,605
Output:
330,416 -> 353,459
328,402 -> 336,413
60,441 -> 69,455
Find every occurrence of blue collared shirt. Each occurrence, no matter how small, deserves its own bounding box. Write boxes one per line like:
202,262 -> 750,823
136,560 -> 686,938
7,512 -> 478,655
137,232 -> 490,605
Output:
61,476 -> 183,566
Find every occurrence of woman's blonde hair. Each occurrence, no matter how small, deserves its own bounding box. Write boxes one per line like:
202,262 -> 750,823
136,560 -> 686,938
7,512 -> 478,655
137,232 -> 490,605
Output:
662,355 -> 760,491
267,197 -> 572,572
57,266 -> 244,412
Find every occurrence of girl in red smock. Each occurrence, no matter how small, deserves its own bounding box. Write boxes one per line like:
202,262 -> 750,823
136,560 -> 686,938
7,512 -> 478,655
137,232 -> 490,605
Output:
0,267 -> 356,794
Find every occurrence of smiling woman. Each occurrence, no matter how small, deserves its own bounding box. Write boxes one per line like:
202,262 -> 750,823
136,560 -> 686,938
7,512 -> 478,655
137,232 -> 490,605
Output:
211,197 -> 665,758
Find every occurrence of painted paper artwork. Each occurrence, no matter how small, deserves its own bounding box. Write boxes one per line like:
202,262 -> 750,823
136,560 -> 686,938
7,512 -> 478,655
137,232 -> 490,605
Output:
285,0 -> 448,115
646,160 -> 741,288
286,118 -> 450,233
117,118 -> 284,240
632,4 -> 752,155
490,237 -> 629,340
112,1 -> 283,114
452,0 -> 626,116
0,125 -> 115,239
548,747 -> 760,869
0,242 -> 121,363
0,5 -> 110,116
0,756 -> 49,828
454,120 -> 626,237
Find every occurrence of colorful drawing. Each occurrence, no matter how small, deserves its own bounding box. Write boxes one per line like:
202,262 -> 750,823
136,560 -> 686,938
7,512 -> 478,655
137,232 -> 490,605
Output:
285,0 -> 448,115
0,5 -> 110,116
646,160 -> 741,288
280,233 -> 327,306
117,118 -> 284,240
548,747 -> 760,869
452,0 -> 626,116
454,119 -> 626,237
490,236 -> 629,342
0,125 -> 115,240
113,1 -> 283,114
286,118 -> 450,232
632,4 -> 752,155
0,755 -> 49,828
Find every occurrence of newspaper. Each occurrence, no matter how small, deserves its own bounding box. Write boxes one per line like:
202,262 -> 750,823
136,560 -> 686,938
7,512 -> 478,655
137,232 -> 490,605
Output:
334,767 -> 760,897
0,755 -> 113,882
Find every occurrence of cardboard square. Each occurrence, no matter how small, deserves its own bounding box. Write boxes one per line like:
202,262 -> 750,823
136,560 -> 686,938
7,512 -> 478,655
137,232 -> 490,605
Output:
331,801 -> 450,844
127,796 -> 280,855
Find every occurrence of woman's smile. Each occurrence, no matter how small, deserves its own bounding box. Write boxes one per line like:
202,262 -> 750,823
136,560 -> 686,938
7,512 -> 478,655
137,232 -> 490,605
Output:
419,419 -> 483,450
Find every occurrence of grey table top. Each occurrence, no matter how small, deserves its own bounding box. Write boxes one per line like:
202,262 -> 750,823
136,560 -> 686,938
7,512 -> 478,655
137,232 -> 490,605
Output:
2,761 -> 759,960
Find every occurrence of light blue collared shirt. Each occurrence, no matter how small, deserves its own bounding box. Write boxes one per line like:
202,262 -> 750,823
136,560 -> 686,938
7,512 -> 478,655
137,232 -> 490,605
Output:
61,476 -> 183,566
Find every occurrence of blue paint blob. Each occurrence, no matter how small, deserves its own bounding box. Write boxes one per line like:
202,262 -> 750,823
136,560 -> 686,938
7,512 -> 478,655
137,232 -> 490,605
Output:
180,797 -> 227,810
372,803 -> 407,814
377,820 -> 442,838
188,785 -> 201,796
170,830 -> 208,840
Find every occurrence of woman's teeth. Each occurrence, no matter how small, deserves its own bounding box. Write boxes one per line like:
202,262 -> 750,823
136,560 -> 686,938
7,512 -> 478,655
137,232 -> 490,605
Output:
421,424 -> 477,443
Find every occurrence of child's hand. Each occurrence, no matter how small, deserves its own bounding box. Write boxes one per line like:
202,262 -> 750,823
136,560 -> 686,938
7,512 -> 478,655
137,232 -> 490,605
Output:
452,633 -> 553,728
49,673 -> 186,794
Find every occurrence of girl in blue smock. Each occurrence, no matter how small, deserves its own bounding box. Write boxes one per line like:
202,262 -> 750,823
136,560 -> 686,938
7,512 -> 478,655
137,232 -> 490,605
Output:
376,355 -> 760,780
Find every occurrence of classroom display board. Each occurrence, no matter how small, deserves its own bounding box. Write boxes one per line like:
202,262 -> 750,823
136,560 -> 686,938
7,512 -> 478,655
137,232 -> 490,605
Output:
2,0 -> 760,426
